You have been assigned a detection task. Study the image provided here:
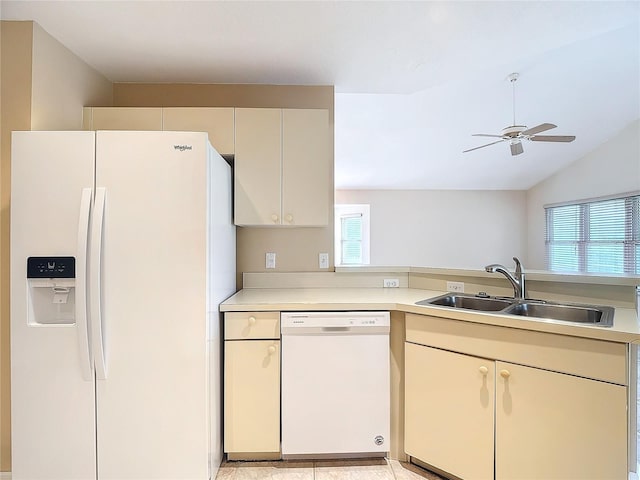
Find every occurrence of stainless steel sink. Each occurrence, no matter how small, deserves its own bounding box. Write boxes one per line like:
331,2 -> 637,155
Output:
503,302 -> 614,327
416,293 -> 614,327
416,293 -> 514,312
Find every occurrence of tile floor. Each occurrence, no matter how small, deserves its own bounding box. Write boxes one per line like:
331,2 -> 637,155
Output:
215,458 -> 445,480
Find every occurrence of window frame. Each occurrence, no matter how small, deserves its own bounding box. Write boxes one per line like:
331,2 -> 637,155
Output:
334,204 -> 370,266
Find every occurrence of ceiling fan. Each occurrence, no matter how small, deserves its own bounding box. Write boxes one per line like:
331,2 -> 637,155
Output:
463,73 -> 576,156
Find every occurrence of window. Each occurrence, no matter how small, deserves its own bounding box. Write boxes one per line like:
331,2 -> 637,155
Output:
545,193 -> 640,274
335,204 -> 370,265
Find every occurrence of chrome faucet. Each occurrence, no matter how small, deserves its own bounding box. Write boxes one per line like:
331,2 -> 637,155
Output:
485,257 -> 526,300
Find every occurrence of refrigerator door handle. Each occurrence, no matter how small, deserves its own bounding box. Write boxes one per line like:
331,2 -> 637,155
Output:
77,188 -> 93,380
90,187 -> 108,379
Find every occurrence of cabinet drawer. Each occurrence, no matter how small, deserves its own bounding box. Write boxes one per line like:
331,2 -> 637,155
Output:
406,314 -> 627,385
225,312 -> 280,340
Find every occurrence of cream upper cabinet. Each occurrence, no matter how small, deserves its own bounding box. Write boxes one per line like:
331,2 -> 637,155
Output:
281,109 -> 330,226
83,107 -> 234,155
234,107 -> 330,226
234,108 -> 282,226
83,107 -> 162,131
405,343 -> 494,480
162,107 -> 234,155
495,361 -> 627,480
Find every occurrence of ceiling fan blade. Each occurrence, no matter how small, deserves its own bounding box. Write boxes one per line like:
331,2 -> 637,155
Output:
472,133 -> 504,138
463,139 -> 505,153
529,135 -> 576,142
521,123 -> 557,136
510,141 -> 524,156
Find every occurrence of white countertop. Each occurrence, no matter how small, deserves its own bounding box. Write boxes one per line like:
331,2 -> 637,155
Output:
221,287 -> 640,343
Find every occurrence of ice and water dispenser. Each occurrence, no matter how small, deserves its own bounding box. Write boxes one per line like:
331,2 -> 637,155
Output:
27,256 -> 76,325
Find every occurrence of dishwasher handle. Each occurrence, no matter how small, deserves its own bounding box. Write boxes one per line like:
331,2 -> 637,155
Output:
322,326 -> 351,332
281,325 -> 390,335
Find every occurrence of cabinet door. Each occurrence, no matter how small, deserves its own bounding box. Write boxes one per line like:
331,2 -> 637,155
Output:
405,343 -> 494,480
224,340 -> 280,453
495,361 -> 627,480
234,108 -> 282,225
281,109 -> 330,226
84,107 -> 163,130
162,107 -> 234,155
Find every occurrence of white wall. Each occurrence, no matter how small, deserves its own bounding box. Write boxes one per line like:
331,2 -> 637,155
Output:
335,189 -> 527,270
526,119 -> 640,269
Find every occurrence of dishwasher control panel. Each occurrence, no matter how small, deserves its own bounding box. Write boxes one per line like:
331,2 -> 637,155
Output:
280,311 -> 390,332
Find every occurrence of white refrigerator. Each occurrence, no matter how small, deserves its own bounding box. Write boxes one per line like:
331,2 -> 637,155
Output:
10,130 -> 236,480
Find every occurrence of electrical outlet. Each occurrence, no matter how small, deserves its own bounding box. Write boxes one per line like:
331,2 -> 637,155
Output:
446,281 -> 464,293
319,253 -> 329,269
383,278 -> 400,288
266,252 -> 276,269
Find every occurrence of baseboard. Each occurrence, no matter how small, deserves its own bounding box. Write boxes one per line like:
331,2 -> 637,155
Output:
0,472 -> 12,479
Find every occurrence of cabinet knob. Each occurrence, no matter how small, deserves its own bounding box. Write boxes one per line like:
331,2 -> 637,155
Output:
285,214 -> 293,223
248,316 -> 256,326
271,214 -> 279,223
267,345 -> 277,355
479,366 -> 489,375
500,369 -> 511,379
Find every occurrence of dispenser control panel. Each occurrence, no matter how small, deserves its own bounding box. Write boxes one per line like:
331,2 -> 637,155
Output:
27,256 -> 75,279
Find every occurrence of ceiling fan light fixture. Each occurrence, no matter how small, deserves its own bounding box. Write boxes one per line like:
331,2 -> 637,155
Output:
510,140 -> 524,156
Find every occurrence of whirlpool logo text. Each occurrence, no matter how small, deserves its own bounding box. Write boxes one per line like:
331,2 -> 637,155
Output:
173,145 -> 193,151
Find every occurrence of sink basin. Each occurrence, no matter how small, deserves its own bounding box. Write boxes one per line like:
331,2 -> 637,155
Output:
503,302 -> 614,327
416,293 -> 615,327
416,293 -> 514,312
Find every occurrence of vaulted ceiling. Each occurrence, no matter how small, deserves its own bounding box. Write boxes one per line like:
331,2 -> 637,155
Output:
2,1 -> 639,189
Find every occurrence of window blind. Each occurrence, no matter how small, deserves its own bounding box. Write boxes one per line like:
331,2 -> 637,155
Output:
340,213 -> 363,265
545,194 -> 640,274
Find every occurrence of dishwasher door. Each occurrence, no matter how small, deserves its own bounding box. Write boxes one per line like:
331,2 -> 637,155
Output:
281,311 -> 390,458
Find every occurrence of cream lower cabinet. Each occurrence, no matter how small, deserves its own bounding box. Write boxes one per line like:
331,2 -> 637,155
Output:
234,107 -> 330,226
405,314 -> 629,480
495,361 -> 627,480
224,312 -> 280,458
405,343 -> 494,480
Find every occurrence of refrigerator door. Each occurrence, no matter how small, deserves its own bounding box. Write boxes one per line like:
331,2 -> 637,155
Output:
207,145 -> 236,475
10,131 -> 97,479
94,131 -> 210,479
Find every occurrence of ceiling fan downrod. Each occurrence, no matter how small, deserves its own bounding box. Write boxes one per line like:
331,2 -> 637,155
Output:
508,72 -> 519,127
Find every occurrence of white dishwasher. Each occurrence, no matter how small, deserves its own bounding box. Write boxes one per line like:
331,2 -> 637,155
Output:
280,311 -> 390,458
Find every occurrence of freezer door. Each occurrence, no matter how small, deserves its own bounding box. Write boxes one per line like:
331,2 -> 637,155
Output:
94,131 -> 210,479
10,131 -> 97,479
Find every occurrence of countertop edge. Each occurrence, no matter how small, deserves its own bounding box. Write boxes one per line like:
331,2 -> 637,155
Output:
220,288 -> 640,344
